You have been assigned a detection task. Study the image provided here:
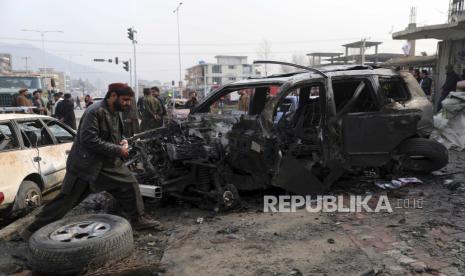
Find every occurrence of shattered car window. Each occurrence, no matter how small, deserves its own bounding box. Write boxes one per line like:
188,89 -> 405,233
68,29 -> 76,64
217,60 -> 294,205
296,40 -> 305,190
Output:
208,89 -> 253,115
333,80 -> 378,113
379,78 -> 411,102
0,123 -> 19,151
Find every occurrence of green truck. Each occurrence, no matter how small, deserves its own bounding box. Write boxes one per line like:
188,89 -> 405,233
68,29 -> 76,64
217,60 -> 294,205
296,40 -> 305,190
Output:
0,75 -> 47,107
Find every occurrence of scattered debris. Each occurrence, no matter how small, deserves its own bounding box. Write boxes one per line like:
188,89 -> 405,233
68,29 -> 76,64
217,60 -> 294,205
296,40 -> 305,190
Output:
196,217 -> 204,224
374,177 -> 423,189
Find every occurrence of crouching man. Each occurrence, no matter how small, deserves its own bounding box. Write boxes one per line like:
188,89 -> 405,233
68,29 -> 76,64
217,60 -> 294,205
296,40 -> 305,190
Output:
22,83 -> 159,239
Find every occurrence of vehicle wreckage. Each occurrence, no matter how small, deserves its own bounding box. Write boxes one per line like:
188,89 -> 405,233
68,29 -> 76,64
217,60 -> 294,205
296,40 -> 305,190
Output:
125,62 -> 448,209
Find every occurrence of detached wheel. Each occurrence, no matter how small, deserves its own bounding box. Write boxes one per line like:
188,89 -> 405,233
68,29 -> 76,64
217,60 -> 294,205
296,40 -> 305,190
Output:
220,184 -> 241,210
29,214 -> 134,275
397,138 -> 448,173
12,180 -> 42,212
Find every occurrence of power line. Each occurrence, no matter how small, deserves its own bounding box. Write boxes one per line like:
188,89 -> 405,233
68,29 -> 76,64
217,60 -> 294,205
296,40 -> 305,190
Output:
0,36 -> 364,47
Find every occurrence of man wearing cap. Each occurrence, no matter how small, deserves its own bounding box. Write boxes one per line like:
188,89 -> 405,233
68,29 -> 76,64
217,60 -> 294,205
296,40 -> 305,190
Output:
32,90 -> 47,115
22,83 -> 159,239
15,88 -> 32,107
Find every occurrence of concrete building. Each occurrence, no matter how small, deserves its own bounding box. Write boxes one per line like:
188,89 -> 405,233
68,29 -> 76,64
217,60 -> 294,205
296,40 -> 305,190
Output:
185,55 -> 261,97
39,68 -> 68,93
392,0 -> 465,109
0,54 -> 12,74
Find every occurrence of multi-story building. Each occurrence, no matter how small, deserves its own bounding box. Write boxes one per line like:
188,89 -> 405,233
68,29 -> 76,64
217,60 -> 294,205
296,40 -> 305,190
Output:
0,54 -> 12,74
185,55 -> 261,97
39,68 -> 67,93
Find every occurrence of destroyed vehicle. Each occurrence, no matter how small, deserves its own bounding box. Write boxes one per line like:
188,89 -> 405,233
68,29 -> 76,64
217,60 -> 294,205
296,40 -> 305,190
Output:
127,62 -> 448,207
0,114 -> 75,218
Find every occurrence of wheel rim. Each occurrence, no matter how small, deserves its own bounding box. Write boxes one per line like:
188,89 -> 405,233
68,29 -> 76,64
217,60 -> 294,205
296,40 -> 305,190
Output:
50,221 -> 111,242
223,190 -> 235,207
25,190 -> 40,207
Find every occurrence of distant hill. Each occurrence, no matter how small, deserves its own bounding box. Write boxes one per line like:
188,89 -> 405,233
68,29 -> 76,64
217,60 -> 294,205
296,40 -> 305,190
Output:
0,43 -> 129,89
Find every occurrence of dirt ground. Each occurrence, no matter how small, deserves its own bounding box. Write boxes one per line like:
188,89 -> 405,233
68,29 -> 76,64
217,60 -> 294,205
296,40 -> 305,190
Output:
1,150 -> 464,276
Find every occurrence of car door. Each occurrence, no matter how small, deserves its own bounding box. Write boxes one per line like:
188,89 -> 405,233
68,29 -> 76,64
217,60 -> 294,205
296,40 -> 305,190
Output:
333,78 -> 420,167
41,119 -> 75,189
16,119 -> 62,190
0,120 -> 39,208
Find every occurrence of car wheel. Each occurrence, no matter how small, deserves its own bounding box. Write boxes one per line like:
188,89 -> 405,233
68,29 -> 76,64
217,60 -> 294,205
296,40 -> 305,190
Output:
397,138 -> 448,173
29,214 -> 134,275
220,184 -> 241,210
12,180 -> 42,213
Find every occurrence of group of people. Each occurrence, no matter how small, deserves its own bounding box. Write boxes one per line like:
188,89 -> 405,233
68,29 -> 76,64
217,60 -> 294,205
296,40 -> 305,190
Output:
411,65 -> 464,111
13,89 -> 77,129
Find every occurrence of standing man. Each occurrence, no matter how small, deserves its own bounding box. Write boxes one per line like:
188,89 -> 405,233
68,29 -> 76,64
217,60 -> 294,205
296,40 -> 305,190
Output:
55,93 -> 77,130
151,86 -> 166,124
122,97 -> 139,137
185,91 -> 198,109
139,88 -> 162,131
32,90 -> 47,115
15,88 -> 32,107
52,92 -> 64,117
439,65 -> 461,110
238,90 -> 249,112
75,95 -> 82,110
22,83 -> 159,240
419,70 -> 433,98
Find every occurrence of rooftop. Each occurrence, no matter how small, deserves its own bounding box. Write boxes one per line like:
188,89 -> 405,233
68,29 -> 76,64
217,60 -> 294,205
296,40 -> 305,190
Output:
342,41 -> 382,48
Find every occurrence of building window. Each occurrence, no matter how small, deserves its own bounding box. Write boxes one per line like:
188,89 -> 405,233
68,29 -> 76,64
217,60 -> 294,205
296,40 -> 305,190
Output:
243,65 -> 252,74
212,65 -> 222,73
228,65 -> 235,70
228,77 -> 236,81
212,77 -> 222,85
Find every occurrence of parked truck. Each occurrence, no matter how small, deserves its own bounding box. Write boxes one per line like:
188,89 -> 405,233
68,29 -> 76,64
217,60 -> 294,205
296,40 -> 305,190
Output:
0,75 -> 48,107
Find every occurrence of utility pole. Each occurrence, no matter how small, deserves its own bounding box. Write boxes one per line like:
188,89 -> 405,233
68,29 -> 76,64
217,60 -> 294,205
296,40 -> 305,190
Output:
173,2 -> 183,92
361,38 -> 367,65
21,56 -> 31,73
204,64 -> 208,98
127,27 -> 138,99
21,29 -> 63,72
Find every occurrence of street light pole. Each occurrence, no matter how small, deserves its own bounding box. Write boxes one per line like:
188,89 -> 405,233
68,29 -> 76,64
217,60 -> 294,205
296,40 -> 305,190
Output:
21,56 -> 31,73
173,2 -> 183,96
21,29 -> 63,73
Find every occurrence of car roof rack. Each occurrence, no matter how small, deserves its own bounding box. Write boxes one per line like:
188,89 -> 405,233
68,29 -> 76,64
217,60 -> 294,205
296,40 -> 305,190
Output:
253,60 -> 328,78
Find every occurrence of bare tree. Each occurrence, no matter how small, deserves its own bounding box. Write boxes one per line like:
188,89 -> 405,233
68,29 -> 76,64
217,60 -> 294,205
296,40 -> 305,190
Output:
256,39 -> 272,76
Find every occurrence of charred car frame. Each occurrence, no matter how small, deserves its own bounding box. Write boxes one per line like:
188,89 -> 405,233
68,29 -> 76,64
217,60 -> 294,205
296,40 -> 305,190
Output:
126,62 -> 448,209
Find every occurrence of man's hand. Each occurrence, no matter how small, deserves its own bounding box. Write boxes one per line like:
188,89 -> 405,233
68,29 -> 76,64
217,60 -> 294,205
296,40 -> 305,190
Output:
119,139 -> 129,158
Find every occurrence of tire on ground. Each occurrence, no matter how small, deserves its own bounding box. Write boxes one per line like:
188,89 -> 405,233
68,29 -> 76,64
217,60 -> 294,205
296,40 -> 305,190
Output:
29,214 -> 134,275
12,180 -> 42,212
397,138 -> 448,173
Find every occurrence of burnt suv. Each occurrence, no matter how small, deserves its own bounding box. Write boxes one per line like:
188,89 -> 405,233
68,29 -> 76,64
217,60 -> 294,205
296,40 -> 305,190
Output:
127,63 -> 447,208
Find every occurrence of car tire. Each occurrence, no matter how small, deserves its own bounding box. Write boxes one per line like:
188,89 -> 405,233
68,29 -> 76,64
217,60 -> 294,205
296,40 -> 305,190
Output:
220,184 -> 241,210
29,214 -> 134,275
397,138 -> 448,173
12,180 -> 42,213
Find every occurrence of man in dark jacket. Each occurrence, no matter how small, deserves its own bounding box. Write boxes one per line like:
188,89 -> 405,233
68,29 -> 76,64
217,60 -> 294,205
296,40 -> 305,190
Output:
22,83 -> 159,239
55,93 -> 77,129
419,70 -> 433,97
32,90 -> 47,115
439,65 -> 461,110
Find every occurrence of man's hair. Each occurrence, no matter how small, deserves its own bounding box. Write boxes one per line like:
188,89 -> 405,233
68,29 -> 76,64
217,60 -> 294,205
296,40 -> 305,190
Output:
64,93 -> 72,99
150,86 -> 160,92
58,92 -> 64,97
33,90 -> 41,96
421,70 -> 428,75
143,88 -> 151,96
104,83 -> 135,99
19,88 -> 28,93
